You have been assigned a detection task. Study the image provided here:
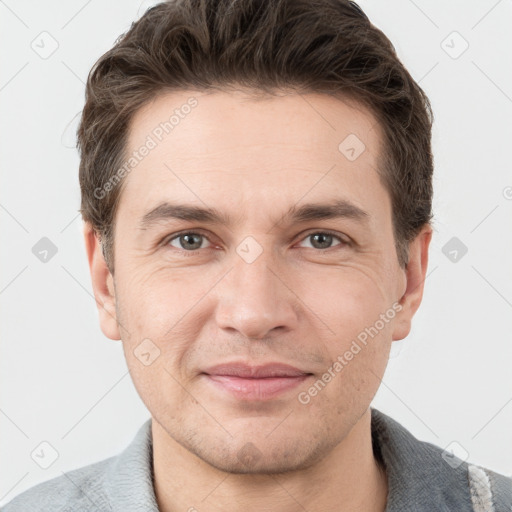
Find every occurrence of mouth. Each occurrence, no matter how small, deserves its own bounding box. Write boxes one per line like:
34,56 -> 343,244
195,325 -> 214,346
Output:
201,362 -> 314,401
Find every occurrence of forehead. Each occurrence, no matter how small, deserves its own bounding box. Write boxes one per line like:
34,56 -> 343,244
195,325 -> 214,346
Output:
128,88 -> 381,157
118,89 -> 388,226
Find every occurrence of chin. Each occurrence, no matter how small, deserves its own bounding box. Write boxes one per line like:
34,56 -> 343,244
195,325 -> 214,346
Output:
190,436 -> 328,476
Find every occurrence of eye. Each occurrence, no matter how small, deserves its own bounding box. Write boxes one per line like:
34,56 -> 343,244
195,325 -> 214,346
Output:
166,231 -> 212,251
297,231 -> 349,250
163,229 -> 350,253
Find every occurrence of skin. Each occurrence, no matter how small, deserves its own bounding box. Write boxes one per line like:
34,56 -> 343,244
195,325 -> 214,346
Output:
84,89 -> 432,512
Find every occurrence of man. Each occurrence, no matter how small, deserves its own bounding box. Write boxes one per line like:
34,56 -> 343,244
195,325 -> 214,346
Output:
2,0 -> 511,510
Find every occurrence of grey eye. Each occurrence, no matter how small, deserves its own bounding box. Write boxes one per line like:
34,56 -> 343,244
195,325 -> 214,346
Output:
169,232 -> 208,251
299,232 -> 345,250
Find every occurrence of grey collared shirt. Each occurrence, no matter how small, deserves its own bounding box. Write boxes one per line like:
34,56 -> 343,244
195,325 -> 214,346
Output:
2,408 -> 511,511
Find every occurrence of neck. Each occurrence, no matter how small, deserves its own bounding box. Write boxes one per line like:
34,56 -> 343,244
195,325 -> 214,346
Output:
152,408 -> 388,512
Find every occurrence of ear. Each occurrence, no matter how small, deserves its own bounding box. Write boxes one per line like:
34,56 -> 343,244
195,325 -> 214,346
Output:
83,222 -> 121,340
392,225 -> 433,341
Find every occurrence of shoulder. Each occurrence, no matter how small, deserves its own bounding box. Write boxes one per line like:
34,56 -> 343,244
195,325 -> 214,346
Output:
0,456 -> 115,512
371,407 -> 512,510
1,419 -> 156,512
467,463 -> 512,511
408,432 -> 512,509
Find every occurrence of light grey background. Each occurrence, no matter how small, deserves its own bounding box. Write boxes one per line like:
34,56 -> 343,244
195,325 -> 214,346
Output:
1,0 -> 511,504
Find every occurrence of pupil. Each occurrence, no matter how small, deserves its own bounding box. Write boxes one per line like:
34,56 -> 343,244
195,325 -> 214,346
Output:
313,233 -> 331,248
182,234 -> 200,249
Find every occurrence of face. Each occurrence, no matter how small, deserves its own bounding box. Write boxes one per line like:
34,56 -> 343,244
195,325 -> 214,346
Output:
86,89 -> 431,474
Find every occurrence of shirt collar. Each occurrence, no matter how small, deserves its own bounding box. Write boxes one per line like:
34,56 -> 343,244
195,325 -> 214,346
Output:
104,409 -> 473,511
371,407 -> 473,511
105,418 -> 159,512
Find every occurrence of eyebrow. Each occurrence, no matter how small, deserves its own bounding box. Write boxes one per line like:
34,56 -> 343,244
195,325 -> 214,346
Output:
138,199 -> 370,231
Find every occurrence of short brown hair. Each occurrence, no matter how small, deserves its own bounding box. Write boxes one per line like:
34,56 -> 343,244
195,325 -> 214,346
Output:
77,0 -> 434,273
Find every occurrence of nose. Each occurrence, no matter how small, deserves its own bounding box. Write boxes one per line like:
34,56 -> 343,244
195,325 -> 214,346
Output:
214,246 -> 299,340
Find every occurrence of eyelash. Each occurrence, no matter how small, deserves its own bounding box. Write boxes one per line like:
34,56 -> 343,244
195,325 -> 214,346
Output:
161,229 -> 351,254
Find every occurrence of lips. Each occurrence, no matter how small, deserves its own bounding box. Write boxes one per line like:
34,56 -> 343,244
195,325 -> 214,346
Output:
203,362 -> 310,378
201,362 -> 313,400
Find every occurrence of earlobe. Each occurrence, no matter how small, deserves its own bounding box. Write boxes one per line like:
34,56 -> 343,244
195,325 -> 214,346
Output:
83,222 -> 121,341
391,226 -> 433,342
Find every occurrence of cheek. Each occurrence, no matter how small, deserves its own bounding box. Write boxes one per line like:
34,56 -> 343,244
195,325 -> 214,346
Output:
303,268 -> 391,339
300,267 -> 395,397
298,309 -> 391,422
115,267 -> 210,381
122,355 -> 192,423
115,264 -> 187,333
